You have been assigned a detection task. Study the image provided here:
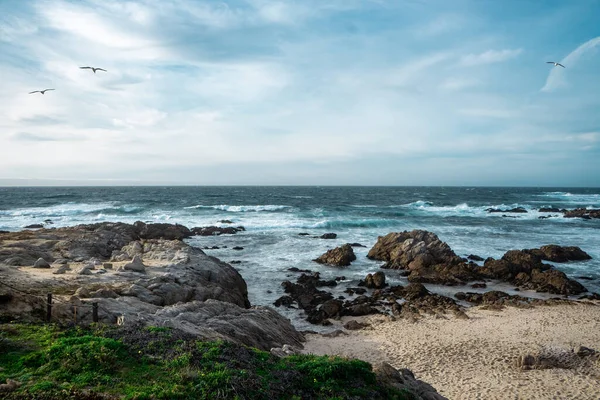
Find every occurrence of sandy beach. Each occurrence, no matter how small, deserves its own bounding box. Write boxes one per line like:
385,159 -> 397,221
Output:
302,303 -> 600,400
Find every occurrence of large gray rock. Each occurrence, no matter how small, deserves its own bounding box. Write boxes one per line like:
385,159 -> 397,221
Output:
314,244 -> 356,267
33,258 -> 51,269
0,224 -> 292,349
368,230 -> 479,285
122,255 -> 146,273
368,230 -> 462,268
481,249 -> 587,295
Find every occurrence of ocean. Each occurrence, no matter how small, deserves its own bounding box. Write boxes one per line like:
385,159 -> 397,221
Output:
1,186 -> 599,330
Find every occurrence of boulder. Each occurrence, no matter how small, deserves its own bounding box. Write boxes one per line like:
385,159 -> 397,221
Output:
191,226 -> 245,236
314,244 -> 356,267
486,207 -> 527,213
320,233 -> 337,239
363,271 -> 387,289
122,255 -> 146,273
528,245 -> 592,263
563,208 -> 600,219
33,258 -> 51,269
481,249 -> 587,295
367,230 -> 464,270
344,320 -> 369,330
53,264 -> 70,275
133,221 -> 192,240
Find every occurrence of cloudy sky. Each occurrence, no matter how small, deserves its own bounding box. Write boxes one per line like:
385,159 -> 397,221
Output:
0,0 -> 599,186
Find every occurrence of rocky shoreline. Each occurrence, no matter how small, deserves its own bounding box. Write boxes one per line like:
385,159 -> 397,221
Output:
1,221 -> 597,399
273,229 -> 596,326
0,222 -> 303,352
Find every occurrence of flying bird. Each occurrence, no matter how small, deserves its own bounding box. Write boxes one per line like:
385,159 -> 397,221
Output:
29,89 -> 55,94
546,61 -> 565,68
80,66 -> 107,73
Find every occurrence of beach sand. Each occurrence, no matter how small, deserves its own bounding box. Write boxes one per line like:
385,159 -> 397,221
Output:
302,303 -> 600,400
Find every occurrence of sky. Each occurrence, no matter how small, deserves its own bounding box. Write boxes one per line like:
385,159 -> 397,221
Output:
0,0 -> 599,186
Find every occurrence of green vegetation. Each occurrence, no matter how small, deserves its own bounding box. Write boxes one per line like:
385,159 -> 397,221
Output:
0,323 -> 415,400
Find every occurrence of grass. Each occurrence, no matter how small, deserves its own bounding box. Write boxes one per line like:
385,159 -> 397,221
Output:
0,323 -> 415,400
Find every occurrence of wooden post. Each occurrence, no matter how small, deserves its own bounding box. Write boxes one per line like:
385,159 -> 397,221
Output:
92,303 -> 98,323
46,293 -> 52,322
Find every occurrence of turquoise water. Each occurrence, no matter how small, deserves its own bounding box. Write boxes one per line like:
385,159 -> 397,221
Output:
1,186 -> 598,328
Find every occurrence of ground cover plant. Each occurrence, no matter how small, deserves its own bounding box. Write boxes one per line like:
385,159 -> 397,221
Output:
0,323 -> 415,399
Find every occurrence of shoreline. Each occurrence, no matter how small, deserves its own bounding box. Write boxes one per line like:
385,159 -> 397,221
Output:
301,303 -> 600,399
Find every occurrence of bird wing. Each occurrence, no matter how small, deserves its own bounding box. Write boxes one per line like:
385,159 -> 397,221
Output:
546,61 -> 555,64
44,89 -> 55,92
557,63 -> 565,68
29,91 -> 40,94
80,66 -> 92,69
96,68 -> 107,72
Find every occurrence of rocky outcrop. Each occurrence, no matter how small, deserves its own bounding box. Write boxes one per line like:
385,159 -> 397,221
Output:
191,226 -> 245,236
526,245 -> 592,263
367,230 -> 590,295
367,230 -> 479,285
480,250 -> 587,295
121,255 -> 146,273
314,244 -> 356,267
486,207 -> 527,213
320,233 -> 337,239
275,273 -> 338,324
563,208 -> 600,219
33,258 -> 51,269
133,221 -> 192,240
0,223 -> 305,351
368,230 -> 464,268
361,271 -> 387,289
0,221 -> 197,266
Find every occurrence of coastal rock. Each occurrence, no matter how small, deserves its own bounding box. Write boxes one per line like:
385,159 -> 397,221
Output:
320,233 -> 337,239
314,244 -> 356,267
486,207 -> 528,213
122,255 -> 146,273
481,249 -> 587,295
367,230 -> 464,270
24,224 -> 44,229
362,271 -> 387,289
32,258 -> 51,269
133,221 -> 192,240
191,226 -> 245,236
52,264 -> 70,275
0,224 -> 302,350
467,254 -> 484,261
539,207 -> 564,213
563,208 -> 600,219
527,245 -> 592,263
344,320 -> 369,330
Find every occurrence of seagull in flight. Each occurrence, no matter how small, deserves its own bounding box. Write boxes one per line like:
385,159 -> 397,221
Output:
80,66 -> 107,73
546,61 -> 565,68
29,89 -> 55,94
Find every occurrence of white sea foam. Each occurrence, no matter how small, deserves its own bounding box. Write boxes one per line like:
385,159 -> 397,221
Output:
183,204 -> 291,212
537,192 -> 600,206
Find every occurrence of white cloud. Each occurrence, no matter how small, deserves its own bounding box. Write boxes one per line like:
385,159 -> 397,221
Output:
459,108 -> 516,118
440,77 -> 480,91
0,0 -> 598,185
460,48 -> 523,66
416,14 -> 467,37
